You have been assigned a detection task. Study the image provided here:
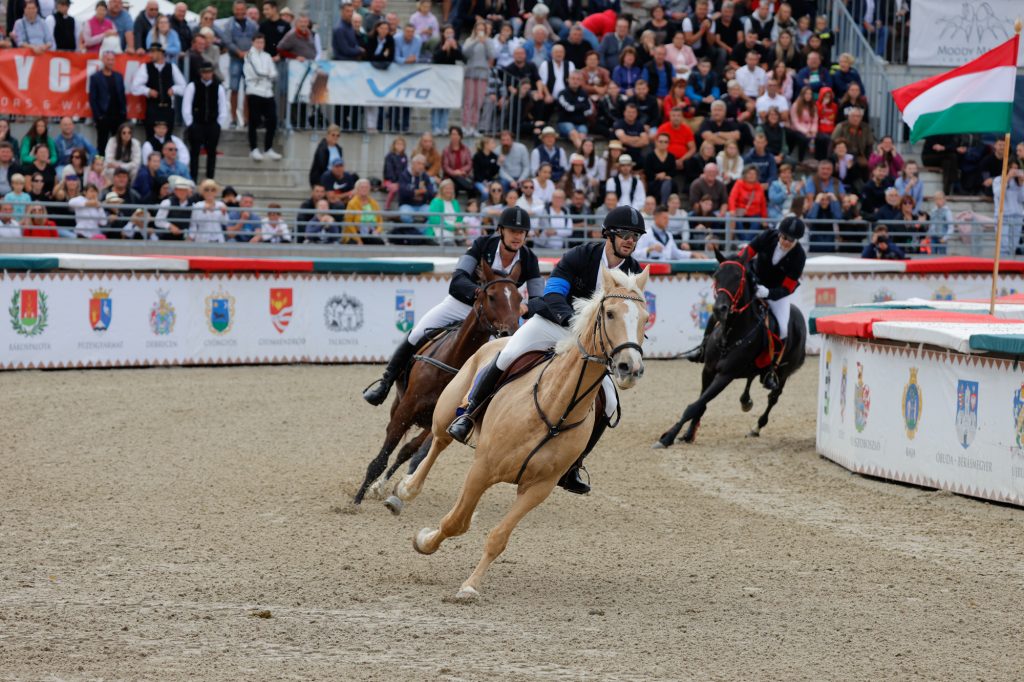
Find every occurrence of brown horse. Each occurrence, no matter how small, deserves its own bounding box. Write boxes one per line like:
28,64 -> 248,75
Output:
391,267 -> 650,599
352,261 -> 523,505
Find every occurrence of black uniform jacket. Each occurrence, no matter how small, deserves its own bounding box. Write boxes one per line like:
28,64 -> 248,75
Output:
528,242 -> 643,326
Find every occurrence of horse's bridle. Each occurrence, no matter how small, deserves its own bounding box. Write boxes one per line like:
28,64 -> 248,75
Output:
475,277 -> 519,337
577,293 -> 647,367
714,260 -> 755,314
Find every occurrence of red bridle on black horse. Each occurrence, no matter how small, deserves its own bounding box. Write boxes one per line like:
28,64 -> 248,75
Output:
713,260 -> 756,315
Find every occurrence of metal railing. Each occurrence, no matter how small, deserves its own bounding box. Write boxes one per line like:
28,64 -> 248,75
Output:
830,0 -> 905,144
0,200 -> 997,257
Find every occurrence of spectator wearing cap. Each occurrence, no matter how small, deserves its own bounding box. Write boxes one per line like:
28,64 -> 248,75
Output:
606,154 -> 646,210
46,0 -> 78,51
142,120 -> 190,172
530,127 -> 568,182
182,61 -> 230,180
319,158 -> 358,203
131,42 -> 187,138
12,0 -> 53,53
54,117 -> 97,167
88,51 -> 128,152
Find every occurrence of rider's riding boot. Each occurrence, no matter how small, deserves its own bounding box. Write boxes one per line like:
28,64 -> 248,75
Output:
447,356 -> 503,444
558,416 -> 608,494
362,337 -> 420,406
682,316 -> 717,363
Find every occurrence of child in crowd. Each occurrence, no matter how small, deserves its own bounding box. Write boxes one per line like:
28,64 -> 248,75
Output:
4,174 -> 31,218
462,197 -> 482,239
86,156 -> 108,192
260,204 -> 292,243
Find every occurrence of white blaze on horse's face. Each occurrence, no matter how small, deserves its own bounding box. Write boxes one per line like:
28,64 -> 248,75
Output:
603,268 -> 649,389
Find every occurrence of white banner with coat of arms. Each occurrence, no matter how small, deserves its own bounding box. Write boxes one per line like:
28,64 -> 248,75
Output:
817,335 -> 1024,507
287,61 -> 465,109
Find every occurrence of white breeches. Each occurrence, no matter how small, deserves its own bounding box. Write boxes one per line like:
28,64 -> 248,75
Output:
408,295 -> 472,345
495,315 -> 618,418
768,295 -> 792,340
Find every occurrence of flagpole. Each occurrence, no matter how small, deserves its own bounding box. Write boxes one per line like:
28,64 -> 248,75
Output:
990,18 -> 1022,316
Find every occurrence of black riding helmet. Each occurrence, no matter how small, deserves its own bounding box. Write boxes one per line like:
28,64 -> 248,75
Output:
602,205 -> 645,258
778,216 -> 806,241
498,206 -> 530,232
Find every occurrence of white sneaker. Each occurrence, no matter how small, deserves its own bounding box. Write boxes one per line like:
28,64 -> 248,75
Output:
263,149 -> 282,161
250,149 -> 264,161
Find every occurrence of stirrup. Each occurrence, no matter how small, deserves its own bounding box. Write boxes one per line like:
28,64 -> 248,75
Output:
362,377 -> 392,406
681,344 -> 705,363
557,464 -> 591,495
762,368 -> 780,392
447,413 -> 476,444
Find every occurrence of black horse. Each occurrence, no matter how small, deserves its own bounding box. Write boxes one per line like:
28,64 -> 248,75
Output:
655,248 -> 806,447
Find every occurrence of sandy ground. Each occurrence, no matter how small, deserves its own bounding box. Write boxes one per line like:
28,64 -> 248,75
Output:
1,361 -> 1023,681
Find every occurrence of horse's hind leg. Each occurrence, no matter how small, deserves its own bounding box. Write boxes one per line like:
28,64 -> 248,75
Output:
749,382 -> 785,438
739,376 -> 755,412
395,431 -> 453,503
457,478 -> 556,599
385,429 -> 430,480
406,433 -> 433,474
413,457 -> 492,557
353,405 -> 416,505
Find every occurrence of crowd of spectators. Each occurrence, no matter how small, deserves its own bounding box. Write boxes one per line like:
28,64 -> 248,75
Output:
2,0 -> 1023,254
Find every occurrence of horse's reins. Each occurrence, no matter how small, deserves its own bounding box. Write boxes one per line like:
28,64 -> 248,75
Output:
412,277 -> 519,374
513,293 -> 646,485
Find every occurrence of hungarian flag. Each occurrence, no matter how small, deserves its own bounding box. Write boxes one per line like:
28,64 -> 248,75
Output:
892,34 -> 1019,143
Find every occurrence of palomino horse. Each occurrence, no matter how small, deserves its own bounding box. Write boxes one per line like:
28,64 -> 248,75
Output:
352,261 -> 523,505
391,267 -> 650,599
655,249 -> 806,447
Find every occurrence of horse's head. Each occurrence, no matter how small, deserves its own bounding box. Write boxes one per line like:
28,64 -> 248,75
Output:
566,266 -> 651,390
475,260 -> 523,338
712,247 -> 753,323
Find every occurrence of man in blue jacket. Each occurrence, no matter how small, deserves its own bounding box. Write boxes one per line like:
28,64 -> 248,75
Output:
88,51 -> 127,151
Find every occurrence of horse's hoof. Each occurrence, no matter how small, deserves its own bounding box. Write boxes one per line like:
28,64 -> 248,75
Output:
413,528 -> 437,555
455,586 -> 479,601
740,400 -> 753,413
368,478 -> 388,500
384,496 -> 404,515
747,429 -> 760,438
651,441 -> 666,450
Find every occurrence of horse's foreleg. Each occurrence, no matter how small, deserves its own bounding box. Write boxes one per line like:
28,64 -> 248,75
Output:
413,458 -> 493,557
385,429 -> 430,480
657,374 -> 734,447
739,376 -> 755,412
457,477 -> 557,600
395,431 -> 452,503
749,383 -> 784,438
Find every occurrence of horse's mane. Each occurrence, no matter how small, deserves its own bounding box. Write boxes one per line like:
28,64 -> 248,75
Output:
555,268 -> 645,354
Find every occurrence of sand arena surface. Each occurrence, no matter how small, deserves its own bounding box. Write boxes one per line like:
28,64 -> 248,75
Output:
1,362 -> 1022,681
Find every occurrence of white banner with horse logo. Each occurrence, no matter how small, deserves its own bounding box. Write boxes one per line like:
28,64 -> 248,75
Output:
817,335 -> 1024,507
907,0 -> 1024,66
287,60 -> 465,108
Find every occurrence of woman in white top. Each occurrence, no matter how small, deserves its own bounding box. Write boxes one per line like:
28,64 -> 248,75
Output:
666,193 -> 689,244
103,123 -> 141,182
716,141 -> 744,186
532,162 -> 556,208
581,139 -> 607,186
69,184 -> 108,238
189,179 -> 228,242
535,189 -> 572,250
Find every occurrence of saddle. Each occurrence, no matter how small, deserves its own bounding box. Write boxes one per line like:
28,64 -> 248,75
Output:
755,302 -> 785,370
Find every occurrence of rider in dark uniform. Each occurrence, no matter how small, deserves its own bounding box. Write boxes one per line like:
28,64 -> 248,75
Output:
447,205 -> 647,494
684,216 -> 806,391
363,206 -> 542,406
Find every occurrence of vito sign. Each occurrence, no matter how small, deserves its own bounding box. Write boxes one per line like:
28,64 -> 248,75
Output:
287,60 -> 464,109
0,49 -> 147,117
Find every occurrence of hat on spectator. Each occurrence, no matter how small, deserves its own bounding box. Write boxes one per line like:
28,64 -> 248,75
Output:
169,175 -> 195,191
105,195 -> 124,204
149,42 -> 165,52
56,0 -> 69,5
61,164 -> 78,181
331,158 -> 345,167
607,140 -> 624,150
199,27 -> 216,39
570,153 -> 585,164
199,60 -> 214,71
540,126 -> 557,137
533,2 -> 549,16
618,154 -> 634,166
222,185 -> 237,197
281,6 -> 294,15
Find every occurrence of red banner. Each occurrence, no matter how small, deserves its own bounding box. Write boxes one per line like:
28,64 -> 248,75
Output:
0,48 -> 147,118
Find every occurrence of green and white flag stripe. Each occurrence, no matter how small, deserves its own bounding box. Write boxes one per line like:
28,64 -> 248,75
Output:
892,35 -> 1019,143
